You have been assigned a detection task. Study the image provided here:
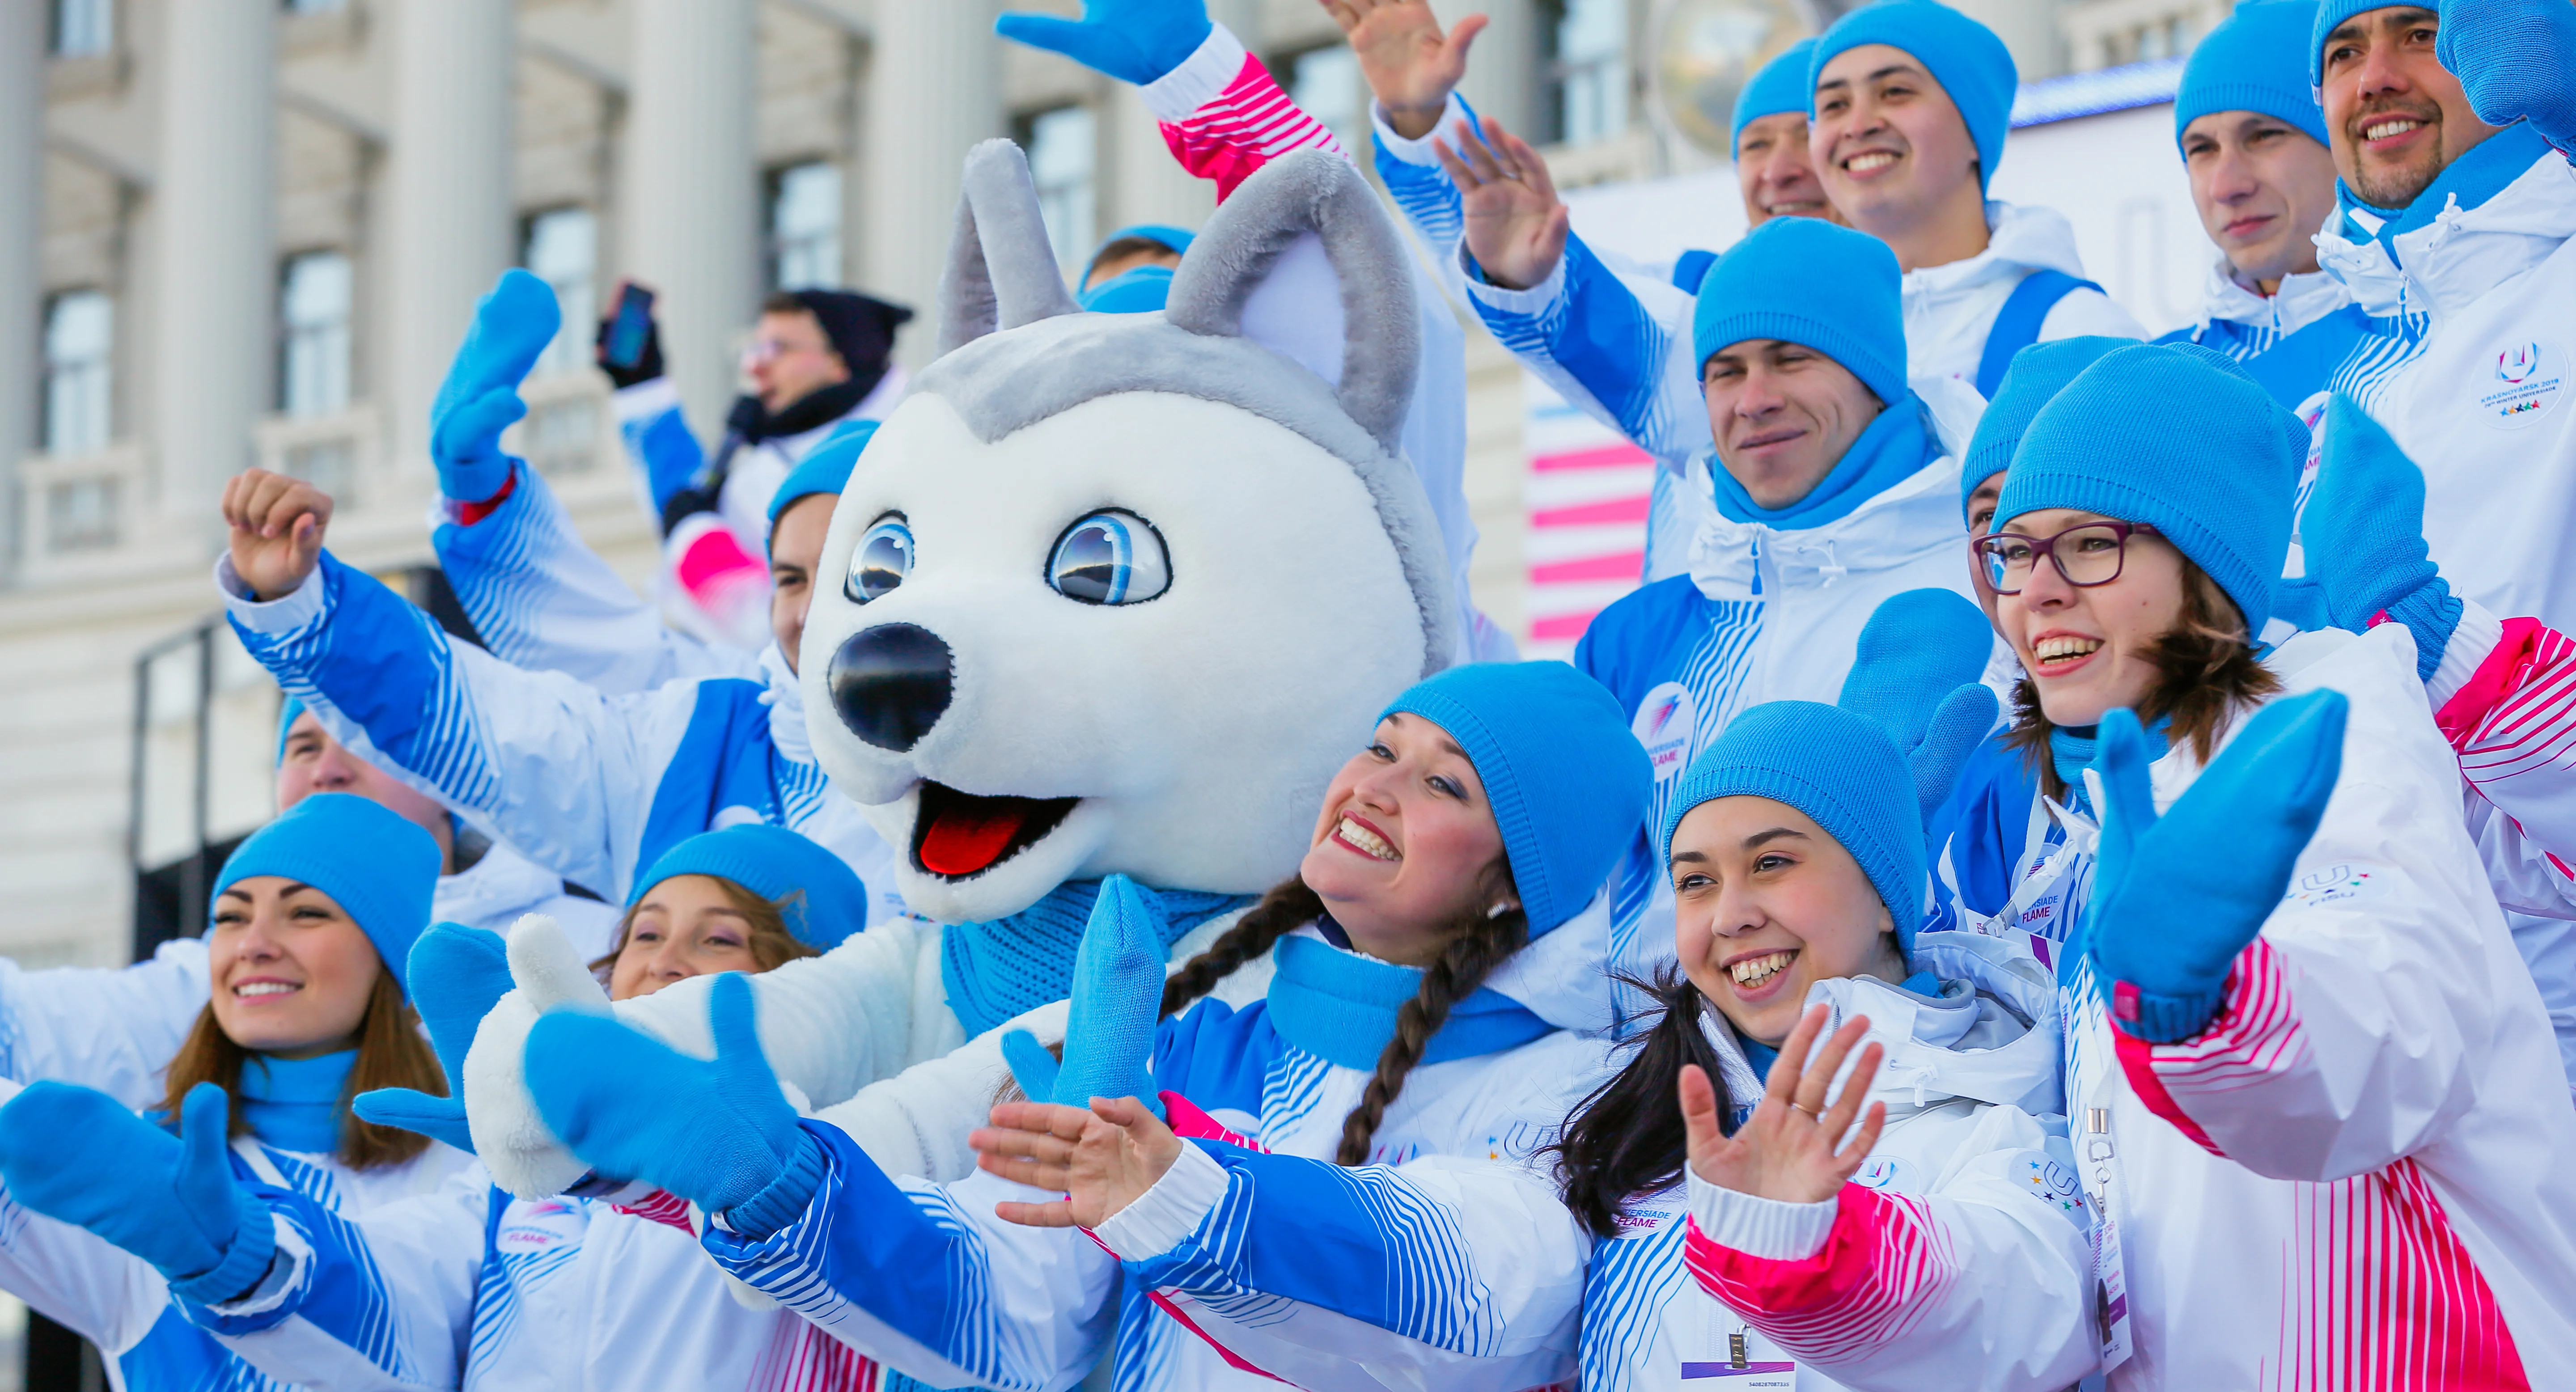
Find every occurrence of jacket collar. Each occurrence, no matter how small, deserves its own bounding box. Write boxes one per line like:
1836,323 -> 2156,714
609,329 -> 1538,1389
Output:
1904,201 -> 2093,306
2318,124 -> 2570,318
2195,254 -> 2355,338
432,838 -> 568,927
1686,434 -> 1963,601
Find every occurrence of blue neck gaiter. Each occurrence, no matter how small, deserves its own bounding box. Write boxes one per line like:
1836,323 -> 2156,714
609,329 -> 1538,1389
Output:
1263,930 -> 1554,1072
2048,718 -> 2171,817
2339,122 -> 2552,266
940,880 -> 1255,1040
237,1049 -> 357,1155
1708,393 -> 1938,530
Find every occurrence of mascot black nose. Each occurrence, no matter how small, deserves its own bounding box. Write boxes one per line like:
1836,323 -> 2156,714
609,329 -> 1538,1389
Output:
827,623 -> 953,753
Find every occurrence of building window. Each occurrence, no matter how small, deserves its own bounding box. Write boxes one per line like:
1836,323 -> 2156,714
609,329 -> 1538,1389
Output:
42,290 -> 113,457
768,162 -> 843,291
1553,0 -> 1630,146
522,207 -> 598,376
51,0 -> 112,56
279,250 -> 353,418
1288,45 -> 1367,156
47,477 -> 119,552
1019,106 -> 1097,272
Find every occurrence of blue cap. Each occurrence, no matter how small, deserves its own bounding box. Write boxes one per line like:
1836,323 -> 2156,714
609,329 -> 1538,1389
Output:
217,793 -> 443,999
1659,590 -> 1996,950
2309,0 -> 2416,86
2000,342 -> 2307,633
2178,0 -> 2330,150
1693,216 -> 1908,406
1960,335 -> 2137,521
1079,265 -> 1175,314
1093,224 -> 1196,262
1379,662 -> 1652,938
628,824 -> 869,951
276,695 -> 306,765
766,419 -> 877,540
1733,38 -> 1822,144
1811,0 -> 2019,193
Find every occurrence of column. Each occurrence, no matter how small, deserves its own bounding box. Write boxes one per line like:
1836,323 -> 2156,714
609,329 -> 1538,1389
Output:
1436,0 -> 1541,139
387,0 -> 517,471
1105,85 -> 1212,239
863,0 -> 1002,364
152,0 -> 275,522
626,0 -> 758,434
0,0 -> 44,567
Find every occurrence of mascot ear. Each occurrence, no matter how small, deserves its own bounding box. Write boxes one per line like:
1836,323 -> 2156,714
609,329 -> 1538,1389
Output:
934,140 -> 1083,359
1165,151 -> 1421,456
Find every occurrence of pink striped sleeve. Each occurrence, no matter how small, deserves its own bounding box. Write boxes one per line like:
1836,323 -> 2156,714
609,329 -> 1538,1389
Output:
613,1187 -> 697,1235
2111,939 -> 2305,1156
1681,1185 -> 1957,1362
1159,52 -> 1350,201
2439,617 -> 2576,892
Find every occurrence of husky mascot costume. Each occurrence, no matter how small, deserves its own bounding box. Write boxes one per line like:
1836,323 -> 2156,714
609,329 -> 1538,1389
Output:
450,144 -> 1598,1196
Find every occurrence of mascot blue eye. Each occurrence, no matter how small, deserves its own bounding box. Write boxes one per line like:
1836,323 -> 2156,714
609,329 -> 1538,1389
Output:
847,516 -> 914,604
1048,511 -> 1170,606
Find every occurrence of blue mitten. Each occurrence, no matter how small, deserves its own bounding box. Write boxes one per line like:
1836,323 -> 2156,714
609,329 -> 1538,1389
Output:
429,269 -> 562,505
352,922 -> 513,1152
2084,694 -> 2347,1043
1836,588 -> 2002,823
525,972 -> 818,1231
995,0 -> 1211,86
2300,395 -> 2462,678
2436,0 -> 2576,154
1002,875 -> 1169,1117
0,1082 -> 277,1303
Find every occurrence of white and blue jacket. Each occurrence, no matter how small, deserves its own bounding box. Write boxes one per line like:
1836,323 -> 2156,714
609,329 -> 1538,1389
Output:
217,551 -> 902,921
1371,94 -> 2142,580
0,1076 -> 473,1392
2152,258 -> 2375,410
694,924 -> 1614,1392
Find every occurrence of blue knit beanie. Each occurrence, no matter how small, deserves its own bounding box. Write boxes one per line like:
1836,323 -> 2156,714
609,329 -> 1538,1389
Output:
2309,0 -> 2423,85
1692,217 -> 1908,406
766,419 -> 877,540
1999,342 -> 2307,633
216,793 -> 442,999
275,695 -> 307,764
1658,590 -> 1995,950
2178,0 -> 2330,150
1379,662 -> 1652,938
1960,335 -> 2137,521
1733,38 -> 1823,144
1811,0 -> 2019,193
1093,224 -> 1196,262
627,824 -> 868,951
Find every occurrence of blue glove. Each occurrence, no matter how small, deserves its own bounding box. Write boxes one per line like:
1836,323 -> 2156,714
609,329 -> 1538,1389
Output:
352,922 -> 513,1152
430,269 -> 562,505
525,972 -> 819,1233
2436,0 -> 2576,154
2084,694 -> 2347,1043
995,0 -> 1211,86
1837,588 -> 2003,823
2299,394 -> 2462,679
0,1082 -> 277,1303
1002,875 -> 1169,1117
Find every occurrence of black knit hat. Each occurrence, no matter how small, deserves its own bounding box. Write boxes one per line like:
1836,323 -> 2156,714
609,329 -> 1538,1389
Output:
788,290 -> 915,377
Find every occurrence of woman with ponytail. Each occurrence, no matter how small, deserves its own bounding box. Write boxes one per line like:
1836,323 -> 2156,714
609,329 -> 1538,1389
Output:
0,794 -> 472,1390
509,661 -> 1652,1391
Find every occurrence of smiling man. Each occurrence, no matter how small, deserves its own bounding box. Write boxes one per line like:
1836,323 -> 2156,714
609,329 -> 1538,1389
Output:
2156,0 -> 2375,407
1572,218 -> 1987,1000
2305,0 -> 2576,632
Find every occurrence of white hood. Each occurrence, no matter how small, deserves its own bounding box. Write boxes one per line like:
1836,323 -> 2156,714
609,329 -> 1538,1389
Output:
434,838 -> 580,931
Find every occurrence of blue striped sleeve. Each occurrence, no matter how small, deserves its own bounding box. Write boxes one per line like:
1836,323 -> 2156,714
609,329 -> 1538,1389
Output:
1470,234 -> 1712,469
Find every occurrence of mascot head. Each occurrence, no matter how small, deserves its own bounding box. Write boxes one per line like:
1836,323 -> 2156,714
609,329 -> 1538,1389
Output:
801,143 -> 1457,924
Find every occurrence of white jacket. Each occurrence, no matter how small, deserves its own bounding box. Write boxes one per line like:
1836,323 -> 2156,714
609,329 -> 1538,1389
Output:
1588,930 -> 2095,1392
1938,622 -> 2576,1388
0,1076 -> 473,1392
2314,129 -> 2576,632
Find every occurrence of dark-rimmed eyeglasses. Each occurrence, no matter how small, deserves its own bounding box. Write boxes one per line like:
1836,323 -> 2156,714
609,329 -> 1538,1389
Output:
1972,521 -> 2160,595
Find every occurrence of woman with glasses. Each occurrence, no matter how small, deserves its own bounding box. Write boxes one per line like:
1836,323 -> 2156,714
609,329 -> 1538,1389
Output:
1935,342 -> 2576,1386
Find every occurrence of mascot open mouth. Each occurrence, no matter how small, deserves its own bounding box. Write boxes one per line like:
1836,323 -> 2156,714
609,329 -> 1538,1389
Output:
911,782 -> 1082,879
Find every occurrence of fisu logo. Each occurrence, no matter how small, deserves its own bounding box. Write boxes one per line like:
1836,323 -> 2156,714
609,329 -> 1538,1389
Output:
2475,337 -> 2564,431
2498,343 -> 2542,384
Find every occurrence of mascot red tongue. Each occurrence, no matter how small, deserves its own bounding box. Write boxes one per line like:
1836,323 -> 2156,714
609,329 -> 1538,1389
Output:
464,139 -> 1464,1199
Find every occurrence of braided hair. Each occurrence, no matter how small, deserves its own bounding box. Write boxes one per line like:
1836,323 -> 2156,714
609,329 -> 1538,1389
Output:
1545,966 -> 1740,1238
1158,871 -> 1532,1168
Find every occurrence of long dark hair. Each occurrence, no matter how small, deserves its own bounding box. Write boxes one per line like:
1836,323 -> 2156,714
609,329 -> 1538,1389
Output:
1546,967 -> 1740,1239
158,970 -> 446,1172
2005,558 -> 2283,804
1162,871 -> 1530,1167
